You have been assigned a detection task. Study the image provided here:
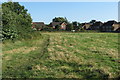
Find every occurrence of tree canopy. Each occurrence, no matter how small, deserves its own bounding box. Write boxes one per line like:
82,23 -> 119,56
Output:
72,21 -> 81,31
66,23 -> 73,31
90,20 -> 96,24
2,2 -> 32,40
52,17 -> 68,23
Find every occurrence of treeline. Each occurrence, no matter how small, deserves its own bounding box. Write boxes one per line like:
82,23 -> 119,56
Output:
33,17 -> 88,32
35,17 -> 82,32
2,2 -> 32,41
33,17 -> 119,32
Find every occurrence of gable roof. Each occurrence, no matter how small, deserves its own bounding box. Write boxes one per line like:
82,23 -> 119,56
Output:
32,22 -> 45,26
102,20 -> 117,26
50,22 -> 67,26
84,23 -> 91,26
91,21 -> 103,26
50,22 -> 61,26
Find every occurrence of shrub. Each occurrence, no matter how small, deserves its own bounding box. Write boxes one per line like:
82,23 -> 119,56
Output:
42,27 -> 54,32
2,29 -> 18,40
2,2 -> 32,40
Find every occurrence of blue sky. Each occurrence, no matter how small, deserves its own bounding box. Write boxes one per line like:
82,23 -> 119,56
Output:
19,2 -> 118,24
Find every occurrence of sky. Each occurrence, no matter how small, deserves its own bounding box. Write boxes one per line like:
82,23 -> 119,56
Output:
19,2 -> 118,24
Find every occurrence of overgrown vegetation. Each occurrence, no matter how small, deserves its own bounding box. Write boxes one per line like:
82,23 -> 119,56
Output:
2,2 -> 32,40
2,32 -> 120,79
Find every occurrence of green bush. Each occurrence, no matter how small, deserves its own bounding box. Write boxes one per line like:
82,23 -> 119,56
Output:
2,29 -> 18,40
2,2 -> 32,41
42,27 -> 54,32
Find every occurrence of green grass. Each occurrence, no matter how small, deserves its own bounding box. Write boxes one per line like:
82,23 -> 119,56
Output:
2,32 -> 120,79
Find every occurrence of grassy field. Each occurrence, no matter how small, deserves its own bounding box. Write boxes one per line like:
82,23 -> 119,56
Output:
2,32 -> 120,79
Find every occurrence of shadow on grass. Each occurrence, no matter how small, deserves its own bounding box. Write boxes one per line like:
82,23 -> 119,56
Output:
44,60 -> 110,79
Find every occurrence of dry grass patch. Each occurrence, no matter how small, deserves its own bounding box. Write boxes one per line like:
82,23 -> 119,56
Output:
3,46 -> 38,54
47,47 -> 55,52
65,73 -> 79,78
33,65 -> 48,71
3,56 -> 11,61
98,48 -> 118,58
3,46 -> 27,54
99,66 -> 113,78
49,50 -> 83,64
23,47 -> 38,54
56,45 -> 67,51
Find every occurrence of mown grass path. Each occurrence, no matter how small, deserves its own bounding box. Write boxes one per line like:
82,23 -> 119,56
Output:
2,32 -> 120,79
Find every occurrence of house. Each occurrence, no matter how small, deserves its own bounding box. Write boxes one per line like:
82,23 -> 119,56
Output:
49,22 -> 67,30
112,23 -> 120,32
100,20 -> 117,32
32,22 -> 46,30
81,23 -> 91,30
90,21 -> 103,30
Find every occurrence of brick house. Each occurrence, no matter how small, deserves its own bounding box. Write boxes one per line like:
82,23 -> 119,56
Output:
81,23 -> 91,30
90,21 -> 103,30
100,20 -> 117,32
32,22 -> 46,30
112,23 -> 120,32
49,22 -> 67,30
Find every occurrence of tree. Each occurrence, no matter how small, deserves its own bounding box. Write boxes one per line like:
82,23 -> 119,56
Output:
2,2 -> 32,40
52,17 -> 68,23
72,21 -> 80,31
66,23 -> 73,31
55,25 -> 61,30
90,20 -> 96,24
